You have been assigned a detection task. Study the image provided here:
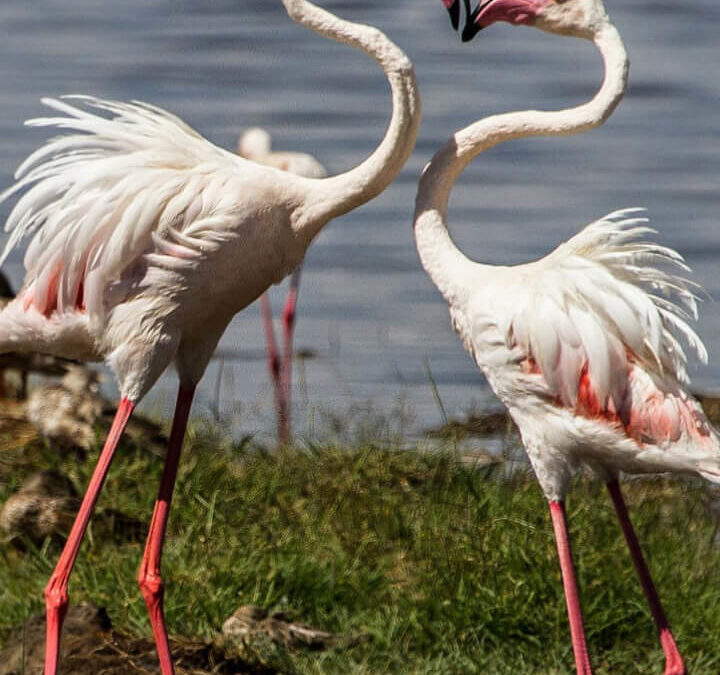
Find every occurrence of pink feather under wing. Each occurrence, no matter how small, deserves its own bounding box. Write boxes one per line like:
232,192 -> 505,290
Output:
566,356 -> 712,448
622,365 -> 712,446
20,266 -> 86,317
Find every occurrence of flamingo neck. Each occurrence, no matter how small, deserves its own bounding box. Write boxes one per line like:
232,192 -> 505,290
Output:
414,24 -> 628,304
282,0 -> 421,234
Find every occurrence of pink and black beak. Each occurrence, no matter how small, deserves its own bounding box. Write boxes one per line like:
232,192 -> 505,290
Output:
442,0 -> 461,30
442,0 -> 484,42
459,0 -> 548,40
461,0 -> 484,42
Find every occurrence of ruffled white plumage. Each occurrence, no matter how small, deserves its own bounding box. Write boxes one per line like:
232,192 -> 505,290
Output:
0,96 -> 244,318
447,208 -> 720,492
496,209 -> 706,410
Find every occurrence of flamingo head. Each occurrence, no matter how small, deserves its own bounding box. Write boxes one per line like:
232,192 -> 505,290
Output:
237,127 -> 272,160
451,0 -> 609,42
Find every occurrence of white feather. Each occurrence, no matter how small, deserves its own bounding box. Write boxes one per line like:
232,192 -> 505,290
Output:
0,97 -> 244,318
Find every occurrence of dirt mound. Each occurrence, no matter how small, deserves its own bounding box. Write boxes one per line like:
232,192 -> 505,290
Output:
0,604 -> 277,675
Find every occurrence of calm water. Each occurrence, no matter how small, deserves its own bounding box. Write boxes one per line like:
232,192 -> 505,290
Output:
1,1 -> 719,438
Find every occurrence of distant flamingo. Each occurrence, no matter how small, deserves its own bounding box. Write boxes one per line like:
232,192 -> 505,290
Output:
237,127 -> 327,443
0,1 -> 420,673
418,1 -> 715,672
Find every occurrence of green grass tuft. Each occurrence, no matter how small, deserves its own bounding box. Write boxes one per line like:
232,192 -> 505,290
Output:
2,426 -> 720,673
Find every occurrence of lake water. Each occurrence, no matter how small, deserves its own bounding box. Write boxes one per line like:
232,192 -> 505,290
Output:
0,0 -> 718,440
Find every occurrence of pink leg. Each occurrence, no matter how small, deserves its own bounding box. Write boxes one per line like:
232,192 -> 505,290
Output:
606,480 -> 686,675
137,385 -> 195,675
44,398 -> 135,675
280,266 -> 302,442
259,292 -> 288,443
548,501 -> 593,675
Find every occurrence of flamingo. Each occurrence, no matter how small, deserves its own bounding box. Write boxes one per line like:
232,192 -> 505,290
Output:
418,1 -> 715,673
237,127 -> 327,443
0,1 -> 420,673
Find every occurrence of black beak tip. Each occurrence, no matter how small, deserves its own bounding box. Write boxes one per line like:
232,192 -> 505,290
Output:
447,2 -> 460,31
461,21 -> 483,42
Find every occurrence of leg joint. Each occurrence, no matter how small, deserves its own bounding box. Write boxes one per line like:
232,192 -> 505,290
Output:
44,576 -> 69,611
138,568 -> 165,602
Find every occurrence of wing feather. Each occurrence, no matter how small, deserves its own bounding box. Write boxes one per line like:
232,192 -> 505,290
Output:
0,97 -> 244,318
504,209 -> 706,416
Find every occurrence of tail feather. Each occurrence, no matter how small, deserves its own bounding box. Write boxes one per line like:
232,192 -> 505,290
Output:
0,299 -> 94,360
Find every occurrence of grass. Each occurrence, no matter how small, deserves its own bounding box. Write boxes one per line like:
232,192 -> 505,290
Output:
2,420 -> 720,673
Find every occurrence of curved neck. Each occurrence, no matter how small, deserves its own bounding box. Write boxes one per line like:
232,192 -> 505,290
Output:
414,24 -> 628,304
282,0 -> 421,232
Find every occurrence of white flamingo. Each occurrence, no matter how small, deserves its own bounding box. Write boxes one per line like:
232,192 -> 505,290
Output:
0,2 -> 420,673
237,127 -> 327,179
419,1 -> 715,673
237,127 -> 327,443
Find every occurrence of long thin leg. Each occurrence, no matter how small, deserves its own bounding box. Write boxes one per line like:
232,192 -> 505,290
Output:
259,293 -> 288,443
548,500 -> 593,675
280,266 -> 302,441
44,398 -> 135,675
606,480 -> 686,675
137,385 -> 195,675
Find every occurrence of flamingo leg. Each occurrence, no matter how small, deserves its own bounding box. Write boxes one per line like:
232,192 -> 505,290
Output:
259,292 -> 288,443
18,368 -> 28,400
548,500 -> 593,675
280,265 -> 302,442
606,480 -> 686,675
44,397 -> 135,675
137,385 -> 195,675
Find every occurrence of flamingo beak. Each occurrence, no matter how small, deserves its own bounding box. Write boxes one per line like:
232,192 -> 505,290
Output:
443,0 -> 461,30
462,0 -> 485,42
448,0 -> 461,30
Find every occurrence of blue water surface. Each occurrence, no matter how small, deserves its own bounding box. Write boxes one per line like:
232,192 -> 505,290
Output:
0,1 -> 718,438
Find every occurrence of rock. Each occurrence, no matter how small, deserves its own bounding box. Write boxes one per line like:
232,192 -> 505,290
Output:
221,604 -> 364,651
26,367 -> 103,452
0,470 -> 77,544
1,468 -> 148,547
25,365 -> 167,456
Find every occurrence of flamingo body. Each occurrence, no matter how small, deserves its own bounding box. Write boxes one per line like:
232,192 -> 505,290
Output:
0,2 -> 421,673
0,98 -> 317,400
420,0 -> 707,671
448,208 -> 719,500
